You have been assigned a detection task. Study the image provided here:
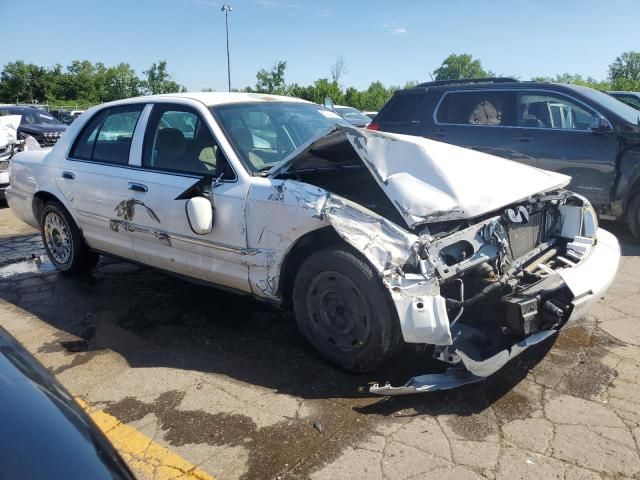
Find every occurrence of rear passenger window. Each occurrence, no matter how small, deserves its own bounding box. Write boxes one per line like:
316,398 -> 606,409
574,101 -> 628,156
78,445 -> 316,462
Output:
378,92 -> 423,122
70,105 -> 143,164
436,91 -> 514,126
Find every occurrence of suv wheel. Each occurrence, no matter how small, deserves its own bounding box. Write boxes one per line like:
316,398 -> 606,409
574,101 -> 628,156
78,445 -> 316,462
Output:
628,194 -> 640,240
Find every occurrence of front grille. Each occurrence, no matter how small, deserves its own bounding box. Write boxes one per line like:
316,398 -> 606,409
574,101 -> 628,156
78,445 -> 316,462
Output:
0,160 -> 9,171
508,212 -> 544,259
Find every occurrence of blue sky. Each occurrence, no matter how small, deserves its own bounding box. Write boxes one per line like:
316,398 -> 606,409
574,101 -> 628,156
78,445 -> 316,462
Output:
1,0 -> 638,91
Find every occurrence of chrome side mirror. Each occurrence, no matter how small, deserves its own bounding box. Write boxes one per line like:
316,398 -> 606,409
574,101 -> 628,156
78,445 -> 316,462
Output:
186,197 -> 213,235
589,115 -> 611,133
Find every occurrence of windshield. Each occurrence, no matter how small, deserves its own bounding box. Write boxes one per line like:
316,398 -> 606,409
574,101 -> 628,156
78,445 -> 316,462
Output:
611,93 -> 640,111
334,106 -> 371,125
567,85 -> 640,125
212,102 -> 349,173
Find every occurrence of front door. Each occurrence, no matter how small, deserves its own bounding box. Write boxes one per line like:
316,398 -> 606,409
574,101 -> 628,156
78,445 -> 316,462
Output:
507,91 -> 618,208
125,103 -> 250,292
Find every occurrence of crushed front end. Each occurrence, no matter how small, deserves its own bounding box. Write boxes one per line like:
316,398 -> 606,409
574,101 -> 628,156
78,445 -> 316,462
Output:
371,191 -> 620,395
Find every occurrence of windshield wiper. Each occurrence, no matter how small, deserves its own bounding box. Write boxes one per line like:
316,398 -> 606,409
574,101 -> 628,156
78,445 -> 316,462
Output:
256,165 -> 275,176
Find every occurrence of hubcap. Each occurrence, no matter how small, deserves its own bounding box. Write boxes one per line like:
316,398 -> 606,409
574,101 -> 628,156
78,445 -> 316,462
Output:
306,271 -> 371,352
44,211 -> 72,265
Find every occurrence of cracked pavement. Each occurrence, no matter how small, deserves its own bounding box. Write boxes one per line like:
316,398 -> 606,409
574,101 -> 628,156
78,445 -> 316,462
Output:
1,206 -> 640,479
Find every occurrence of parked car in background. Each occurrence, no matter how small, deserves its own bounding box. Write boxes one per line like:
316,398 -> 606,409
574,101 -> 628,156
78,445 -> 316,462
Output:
333,105 -> 371,127
363,111 -> 378,120
0,324 -> 135,479
370,78 -> 640,238
6,92 -> 620,394
50,110 -> 78,125
0,106 -> 67,147
608,91 -> 640,110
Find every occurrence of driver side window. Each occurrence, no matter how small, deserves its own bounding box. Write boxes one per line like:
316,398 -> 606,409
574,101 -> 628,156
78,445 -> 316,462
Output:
143,104 -> 234,179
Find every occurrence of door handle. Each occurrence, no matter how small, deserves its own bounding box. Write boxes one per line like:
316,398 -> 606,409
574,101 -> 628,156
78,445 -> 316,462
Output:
61,171 -> 75,180
515,134 -> 532,142
128,182 -> 148,193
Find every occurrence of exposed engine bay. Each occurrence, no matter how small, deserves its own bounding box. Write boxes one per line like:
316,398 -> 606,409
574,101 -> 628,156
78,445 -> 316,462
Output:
372,191 -> 606,394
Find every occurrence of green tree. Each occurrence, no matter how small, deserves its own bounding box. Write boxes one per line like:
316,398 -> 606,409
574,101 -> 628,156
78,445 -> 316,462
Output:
609,51 -> 640,90
102,63 -> 141,101
255,61 -> 288,94
530,73 -> 610,90
360,81 -> 392,110
0,61 -> 49,102
433,53 -> 490,81
64,60 -> 99,102
302,78 -> 344,105
143,60 -> 184,95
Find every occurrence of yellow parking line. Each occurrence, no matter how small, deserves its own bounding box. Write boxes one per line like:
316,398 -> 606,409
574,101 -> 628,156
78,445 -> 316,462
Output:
76,398 -> 215,480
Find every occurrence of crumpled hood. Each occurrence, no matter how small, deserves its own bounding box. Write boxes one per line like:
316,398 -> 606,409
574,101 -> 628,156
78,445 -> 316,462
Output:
273,126 -> 571,228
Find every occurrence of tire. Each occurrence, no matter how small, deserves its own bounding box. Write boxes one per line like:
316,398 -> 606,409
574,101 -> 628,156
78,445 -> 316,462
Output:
628,193 -> 640,240
292,246 -> 402,372
40,201 -> 99,274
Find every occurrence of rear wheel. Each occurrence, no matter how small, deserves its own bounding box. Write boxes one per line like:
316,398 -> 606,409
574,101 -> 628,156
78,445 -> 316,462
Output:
628,193 -> 640,240
40,201 -> 99,274
292,246 -> 402,372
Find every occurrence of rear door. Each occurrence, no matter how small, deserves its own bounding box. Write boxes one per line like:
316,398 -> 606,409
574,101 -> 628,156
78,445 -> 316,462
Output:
57,104 -> 145,258
427,90 -> 518,160
506,90 -> 618,207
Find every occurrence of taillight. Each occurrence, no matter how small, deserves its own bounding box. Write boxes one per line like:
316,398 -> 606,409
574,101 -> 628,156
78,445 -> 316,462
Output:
367,122 -> 380,131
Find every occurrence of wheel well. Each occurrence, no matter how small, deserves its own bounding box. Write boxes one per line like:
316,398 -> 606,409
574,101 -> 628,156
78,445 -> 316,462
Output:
32,191 -> 62,226
278,226 -> 345,308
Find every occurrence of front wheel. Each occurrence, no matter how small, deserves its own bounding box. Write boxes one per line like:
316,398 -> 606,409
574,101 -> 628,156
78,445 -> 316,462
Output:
40,201 -> 99,274
292,246 -> 402,372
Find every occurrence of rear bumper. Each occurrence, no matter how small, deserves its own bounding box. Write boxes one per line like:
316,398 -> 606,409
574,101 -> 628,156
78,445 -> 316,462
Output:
5,186 -> 39,229
371,228 -> 621,395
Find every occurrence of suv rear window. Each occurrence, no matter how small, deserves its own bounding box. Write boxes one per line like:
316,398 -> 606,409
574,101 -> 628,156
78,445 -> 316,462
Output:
436,91 -> 515,126
377,92 -> 423,122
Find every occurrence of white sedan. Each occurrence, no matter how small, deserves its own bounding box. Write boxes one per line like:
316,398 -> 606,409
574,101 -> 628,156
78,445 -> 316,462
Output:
6,92 -> 620,394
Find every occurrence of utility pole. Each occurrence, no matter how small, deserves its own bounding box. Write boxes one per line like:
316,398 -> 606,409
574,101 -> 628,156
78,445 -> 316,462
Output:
221,4 -> 233,92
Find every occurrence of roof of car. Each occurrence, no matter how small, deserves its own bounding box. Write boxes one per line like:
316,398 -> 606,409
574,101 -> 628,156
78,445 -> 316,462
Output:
394,80 -> 604,97
132,91 -> 313,107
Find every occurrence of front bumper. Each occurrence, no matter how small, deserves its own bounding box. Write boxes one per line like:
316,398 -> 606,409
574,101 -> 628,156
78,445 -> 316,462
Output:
371,227 -> 621,395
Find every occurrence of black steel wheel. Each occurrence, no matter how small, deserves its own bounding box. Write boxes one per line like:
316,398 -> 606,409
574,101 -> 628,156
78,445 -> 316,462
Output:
293,246 -> 402,372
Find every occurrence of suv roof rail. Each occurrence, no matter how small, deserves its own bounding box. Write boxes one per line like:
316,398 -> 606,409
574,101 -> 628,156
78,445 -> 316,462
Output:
415,77 -> 519,88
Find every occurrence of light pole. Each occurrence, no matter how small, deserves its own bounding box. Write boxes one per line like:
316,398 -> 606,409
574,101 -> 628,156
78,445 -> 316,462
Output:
221,4 -> 232,92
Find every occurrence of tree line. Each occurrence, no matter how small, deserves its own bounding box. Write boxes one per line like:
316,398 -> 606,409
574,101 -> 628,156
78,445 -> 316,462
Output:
2,51 -> 640,111
0,60 -> 184,107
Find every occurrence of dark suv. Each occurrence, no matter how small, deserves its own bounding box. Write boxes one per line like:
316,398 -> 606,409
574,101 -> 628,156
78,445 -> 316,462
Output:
370,78 -> 640,237
0,106 -> 67,147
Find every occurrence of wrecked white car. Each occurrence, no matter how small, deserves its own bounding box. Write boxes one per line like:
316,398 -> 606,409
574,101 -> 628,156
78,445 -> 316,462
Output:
6,93 -> 620,395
